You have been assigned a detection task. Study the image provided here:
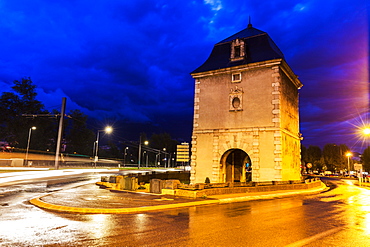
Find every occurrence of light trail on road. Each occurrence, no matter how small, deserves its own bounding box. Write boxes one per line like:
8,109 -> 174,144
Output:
0,168 -> 116,186
1,177 -> 369,246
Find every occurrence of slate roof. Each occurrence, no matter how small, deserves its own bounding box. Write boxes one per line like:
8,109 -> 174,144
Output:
191,25 -> 285,74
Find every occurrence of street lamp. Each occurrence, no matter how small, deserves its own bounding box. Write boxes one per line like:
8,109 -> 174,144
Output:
25,126 -> 36,166
142,151 -> 149,167
124,147 -> 128,166
155,152 -> 160,167
94,126 -> 113,168
346,152 -> 352,174
138,135 -> 148,169
146,151 -> 149,167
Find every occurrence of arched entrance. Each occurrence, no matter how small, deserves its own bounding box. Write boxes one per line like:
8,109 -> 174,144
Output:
221,149 -> 252,183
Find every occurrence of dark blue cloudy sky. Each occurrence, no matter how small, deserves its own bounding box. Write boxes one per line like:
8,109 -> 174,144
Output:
0,0 -> 369,152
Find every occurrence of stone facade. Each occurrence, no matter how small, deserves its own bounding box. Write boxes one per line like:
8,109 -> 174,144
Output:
190,27 -> 302,184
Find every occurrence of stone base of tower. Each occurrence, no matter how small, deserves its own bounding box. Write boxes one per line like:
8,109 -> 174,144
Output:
190,128 -> 301,184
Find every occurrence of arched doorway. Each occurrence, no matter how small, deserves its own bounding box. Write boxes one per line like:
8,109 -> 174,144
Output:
221,149 -> 252,183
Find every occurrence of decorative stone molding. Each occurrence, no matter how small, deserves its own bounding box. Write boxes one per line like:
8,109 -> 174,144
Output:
229,86 -> 243,111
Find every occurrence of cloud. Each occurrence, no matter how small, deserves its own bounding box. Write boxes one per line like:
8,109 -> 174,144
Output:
0,0 -> 368,151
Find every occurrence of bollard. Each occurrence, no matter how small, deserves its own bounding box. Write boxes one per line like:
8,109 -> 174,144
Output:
150,179 -> 164,194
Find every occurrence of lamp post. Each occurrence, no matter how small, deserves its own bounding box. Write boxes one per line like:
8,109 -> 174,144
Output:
94,126 -> 113,168
146,151 -> 149,167
163,148 -> 167,168
142,151 -> 149,167
173,152 -> 176,167
168,152 -> 172,168
124,147 -> 128,166
138,135 -> 148,169
346,152 -> 352,174
155,152 -> 160,167
25,126 -> 36,166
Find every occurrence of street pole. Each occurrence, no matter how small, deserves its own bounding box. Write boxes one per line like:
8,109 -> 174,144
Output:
169,153 -> 172,168
138,136 -> 149,169
94,126 -> 113,168
143,151 -> 146,167
163,148 -> 166,168
156,152 -> 160,167
25,126 -> 36,166
55,97 -> 66,170
138,135 -> 142,169
94,131 -> 100,168
347,155 -> 350,173
345,152 -> 352,175
124,147 -> 128,166
146,152 -> 149,167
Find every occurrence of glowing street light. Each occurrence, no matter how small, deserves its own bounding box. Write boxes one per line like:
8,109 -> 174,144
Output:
345,152 -> 352,174
25,126 -> 36,166
94,126 -> 113,168
363,127 -> 370,136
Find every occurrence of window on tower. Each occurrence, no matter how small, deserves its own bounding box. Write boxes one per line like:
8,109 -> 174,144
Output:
232,73 -> 241,82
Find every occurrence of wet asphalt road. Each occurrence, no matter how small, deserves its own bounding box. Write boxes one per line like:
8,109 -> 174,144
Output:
0,177 -> 369,246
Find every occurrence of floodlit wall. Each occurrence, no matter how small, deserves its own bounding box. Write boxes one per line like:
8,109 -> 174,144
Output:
191,59 -> 302,184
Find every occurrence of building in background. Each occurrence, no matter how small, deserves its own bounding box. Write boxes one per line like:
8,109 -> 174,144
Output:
176,142 -> 190,166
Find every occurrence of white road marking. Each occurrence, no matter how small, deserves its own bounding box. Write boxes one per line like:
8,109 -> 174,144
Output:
284,226 -> 344,247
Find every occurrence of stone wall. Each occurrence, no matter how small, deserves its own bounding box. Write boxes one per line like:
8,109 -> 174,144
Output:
171,180 -> 323,198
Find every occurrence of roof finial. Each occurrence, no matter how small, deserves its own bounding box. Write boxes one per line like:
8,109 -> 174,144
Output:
248,16 -> 252,28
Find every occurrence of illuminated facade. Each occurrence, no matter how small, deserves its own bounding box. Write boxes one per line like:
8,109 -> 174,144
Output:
190,23 -> 303,184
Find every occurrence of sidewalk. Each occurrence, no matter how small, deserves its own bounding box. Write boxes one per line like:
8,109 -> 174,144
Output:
30,181 -> 329,214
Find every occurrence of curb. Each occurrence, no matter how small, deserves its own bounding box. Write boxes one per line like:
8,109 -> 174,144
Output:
29,195 -> 220,214
29,182 -> 329,214
216,183 -> 329,203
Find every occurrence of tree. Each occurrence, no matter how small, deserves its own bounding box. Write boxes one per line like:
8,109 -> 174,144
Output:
106,141 -> 121,159
0,78 -> 55,149
64,109 -> 95,155
301,145 -> 307,163
149,133 -> 180,167
361,146 -> 370,172
150,133 -> 179,154
322,143 -> 349,172
306,145 -> 322,171
0,78 -> 91,155
338,144 -> 350,171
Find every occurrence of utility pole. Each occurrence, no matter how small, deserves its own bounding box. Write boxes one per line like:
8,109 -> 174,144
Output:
55,97 -> 66,169
22,97 -> 67,170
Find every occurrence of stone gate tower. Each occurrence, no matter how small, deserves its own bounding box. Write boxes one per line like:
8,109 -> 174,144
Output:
190,23 -> 303,184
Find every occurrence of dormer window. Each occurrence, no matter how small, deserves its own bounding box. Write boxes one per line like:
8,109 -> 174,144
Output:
230,39 -> 245,61
234,46 -> 241,57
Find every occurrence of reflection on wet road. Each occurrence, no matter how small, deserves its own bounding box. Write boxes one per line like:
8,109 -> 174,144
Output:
0,178 -> 369,246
